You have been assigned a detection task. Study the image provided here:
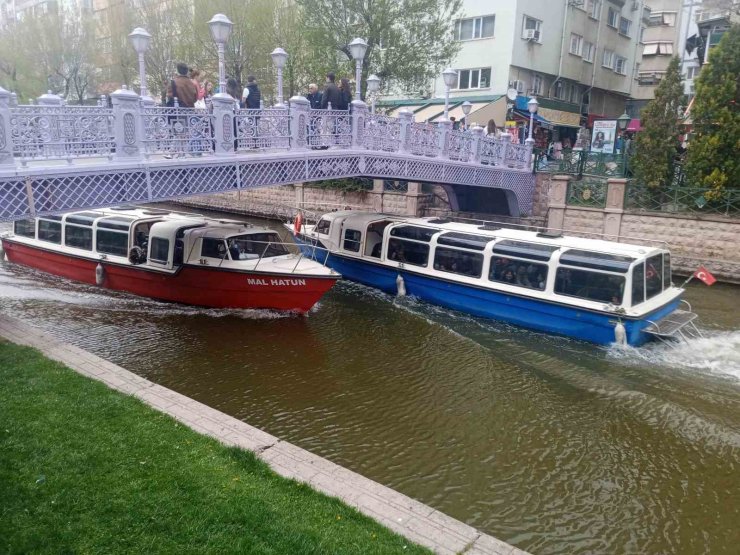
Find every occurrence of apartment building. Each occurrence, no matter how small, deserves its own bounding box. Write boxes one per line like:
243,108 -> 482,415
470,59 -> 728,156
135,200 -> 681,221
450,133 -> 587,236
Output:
0,0 -> 91,27
422,0 -> 648,129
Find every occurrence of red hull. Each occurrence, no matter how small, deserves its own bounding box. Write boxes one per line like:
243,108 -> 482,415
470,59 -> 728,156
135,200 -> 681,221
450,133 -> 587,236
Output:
2,239 -> 337,313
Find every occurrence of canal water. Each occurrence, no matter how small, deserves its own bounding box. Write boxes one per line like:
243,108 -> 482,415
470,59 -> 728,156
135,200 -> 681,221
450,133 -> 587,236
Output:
1,213 -> 739,555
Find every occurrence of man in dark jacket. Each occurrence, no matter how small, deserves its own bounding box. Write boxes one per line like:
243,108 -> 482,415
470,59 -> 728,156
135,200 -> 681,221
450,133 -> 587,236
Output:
320,72 -> 341,110
166,62 -> 197,108
306,83 -> 322,109
244,75 -> 261,109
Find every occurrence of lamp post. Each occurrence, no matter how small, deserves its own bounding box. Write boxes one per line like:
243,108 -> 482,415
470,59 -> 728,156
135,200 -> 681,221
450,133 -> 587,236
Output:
128,27 -> 152,103
461,100 -> 472,129
208,13 -> 233,95
366,74 -> 380,114
270,47 -> 288,108
617,111 -> 630,154
349,38 -> 368,101
526,96 -> 539,146
442,68 -> 457,121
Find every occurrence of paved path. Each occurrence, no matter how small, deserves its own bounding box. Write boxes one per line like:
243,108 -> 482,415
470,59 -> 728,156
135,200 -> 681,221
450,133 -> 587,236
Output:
0,314 -> 529,555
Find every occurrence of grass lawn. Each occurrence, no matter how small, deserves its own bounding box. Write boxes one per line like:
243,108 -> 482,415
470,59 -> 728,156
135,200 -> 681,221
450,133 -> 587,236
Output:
0,341 -> 430,554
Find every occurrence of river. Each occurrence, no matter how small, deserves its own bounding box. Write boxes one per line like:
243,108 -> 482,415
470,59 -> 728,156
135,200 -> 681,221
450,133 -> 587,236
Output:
1,211 -> 739,555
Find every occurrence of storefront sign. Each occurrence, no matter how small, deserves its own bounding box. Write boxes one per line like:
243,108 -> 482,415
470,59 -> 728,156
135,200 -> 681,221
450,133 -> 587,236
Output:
537,107 -> 581,128
591,120 -> 617,154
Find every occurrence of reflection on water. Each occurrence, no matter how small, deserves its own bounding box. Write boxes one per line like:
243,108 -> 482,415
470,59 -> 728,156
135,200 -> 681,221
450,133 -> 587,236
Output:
2,216 -> 740,555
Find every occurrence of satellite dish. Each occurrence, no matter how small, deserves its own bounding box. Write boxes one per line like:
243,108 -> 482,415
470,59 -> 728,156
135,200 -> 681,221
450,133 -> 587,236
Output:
506,88 -> 518,101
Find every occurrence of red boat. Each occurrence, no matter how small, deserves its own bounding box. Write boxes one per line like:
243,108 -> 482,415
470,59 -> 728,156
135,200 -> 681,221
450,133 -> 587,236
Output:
1,207 -> 339,312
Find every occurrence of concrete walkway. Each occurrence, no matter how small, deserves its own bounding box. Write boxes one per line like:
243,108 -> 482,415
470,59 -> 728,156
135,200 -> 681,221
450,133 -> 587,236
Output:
0,315 -> 529,555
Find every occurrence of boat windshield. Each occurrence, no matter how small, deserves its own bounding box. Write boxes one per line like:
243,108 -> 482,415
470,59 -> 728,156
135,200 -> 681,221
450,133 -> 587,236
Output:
227,232 -> 289,260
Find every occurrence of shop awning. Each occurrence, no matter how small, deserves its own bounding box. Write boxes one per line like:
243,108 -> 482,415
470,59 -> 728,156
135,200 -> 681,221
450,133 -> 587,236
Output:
514,95 -> 581,128
412,104 -> 446,123
429,102 -> 489,123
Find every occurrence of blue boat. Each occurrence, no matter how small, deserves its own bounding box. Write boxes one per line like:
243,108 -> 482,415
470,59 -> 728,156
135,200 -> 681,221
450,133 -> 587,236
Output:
287,211 -> 699,346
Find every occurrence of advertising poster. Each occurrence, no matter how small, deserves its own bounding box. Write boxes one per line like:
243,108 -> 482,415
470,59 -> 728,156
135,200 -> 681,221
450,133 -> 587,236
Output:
591,120 -> 617,154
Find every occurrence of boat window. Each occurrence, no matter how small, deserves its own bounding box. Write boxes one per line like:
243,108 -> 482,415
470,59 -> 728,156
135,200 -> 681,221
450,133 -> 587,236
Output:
555,268 -> 625,304
492,240 -> 558,262
559,249 -> 634,273
315,219 -> 331,235
37,220 -> 61,244
227,233 -> 289,259
388,238 -> 429,267
490,257 -> 548,291
97,217 -> 134,232
631,262 -> 645,306
343,229 -> 362,252
390,225 -> 435,242
365,221 -> 392,257
13,219 -> 35,238
645,254 -> 664,300
96,229 -> 128,257
65,212 -> 102,226
433,247 -> 483,278
663,253 -> 671,287
64,225 -> 93,250
201,238 -> 228,259
437,232 -> 491,252
150,237 -> 170,263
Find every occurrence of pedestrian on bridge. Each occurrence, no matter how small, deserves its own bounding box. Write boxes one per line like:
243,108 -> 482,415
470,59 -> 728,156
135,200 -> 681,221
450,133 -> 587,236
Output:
320,73 -> 341,110
306,84 -> 322,109
243,76 -> 261,110
166,63 -> 197,108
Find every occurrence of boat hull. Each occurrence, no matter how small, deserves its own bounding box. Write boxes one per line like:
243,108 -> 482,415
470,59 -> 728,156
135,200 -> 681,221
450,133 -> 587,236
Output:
294,234 -> 680,346
2,239 -> 337,313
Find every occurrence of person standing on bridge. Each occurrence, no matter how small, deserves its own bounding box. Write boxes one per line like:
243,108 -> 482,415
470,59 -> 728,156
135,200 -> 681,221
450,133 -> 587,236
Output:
320,73 -> 341,110
243,75 -> 261,109
306,84 -> 322,109
166,63 -> 197,108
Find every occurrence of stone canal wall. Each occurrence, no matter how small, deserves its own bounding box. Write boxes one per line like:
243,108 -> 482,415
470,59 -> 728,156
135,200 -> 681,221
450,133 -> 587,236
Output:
547,175 -> 740,283
0,315 -> 526,555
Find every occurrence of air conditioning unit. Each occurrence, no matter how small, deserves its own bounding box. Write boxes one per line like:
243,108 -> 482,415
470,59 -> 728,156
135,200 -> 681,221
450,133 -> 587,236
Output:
513,80 -> 526,93
523,29 -> 540,41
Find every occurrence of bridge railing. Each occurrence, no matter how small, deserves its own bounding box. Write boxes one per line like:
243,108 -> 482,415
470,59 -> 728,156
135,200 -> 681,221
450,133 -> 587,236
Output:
0,87 -> 533,171
10,105 -> 115,163
141,106 -> 214,157
235,108 -> 291,151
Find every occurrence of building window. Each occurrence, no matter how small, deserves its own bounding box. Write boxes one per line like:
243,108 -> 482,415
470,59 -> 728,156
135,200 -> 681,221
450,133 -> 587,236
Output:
532,74 -> 543,95
455,15 -> 495,40
457,67 -> 491,89
614,56 -> 627,75
637,71 -> 665,85
648,11 -> 677,27
686,66 -> 700,80
643,42 -> 674,56
619,16 -> 632,37
522,16 -> 542,42
588,0 -> 601,20
553,81 -> 564,99
583,41 -> 595,63
569,83 -> 580,104
640,26 -> 645,43
607,7 -> 619,28
602,48 -> 615,68
569,33 -> 583,56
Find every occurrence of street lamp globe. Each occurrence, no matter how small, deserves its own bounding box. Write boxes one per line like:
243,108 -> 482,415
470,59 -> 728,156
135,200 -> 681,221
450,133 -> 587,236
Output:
617,111 -> 630,131
442,67 -> 458,88
208,13 -> 233,45
128,27 -> 151,54
366,74 -> 380,93
349,37 -> 368,61
461,101 -> 472,116
270,47 -> 288,69
528,96 -> 539,114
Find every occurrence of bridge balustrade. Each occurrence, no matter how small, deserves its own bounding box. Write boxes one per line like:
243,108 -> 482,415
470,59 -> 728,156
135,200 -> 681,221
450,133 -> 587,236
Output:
235,108 -> 291,151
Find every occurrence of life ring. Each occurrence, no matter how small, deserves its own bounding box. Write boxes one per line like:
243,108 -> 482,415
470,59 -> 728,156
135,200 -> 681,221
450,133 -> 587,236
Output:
293,212 -> 303,236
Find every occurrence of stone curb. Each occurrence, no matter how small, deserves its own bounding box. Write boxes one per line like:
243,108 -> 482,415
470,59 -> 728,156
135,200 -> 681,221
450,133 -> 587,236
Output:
0,315 -> 529,555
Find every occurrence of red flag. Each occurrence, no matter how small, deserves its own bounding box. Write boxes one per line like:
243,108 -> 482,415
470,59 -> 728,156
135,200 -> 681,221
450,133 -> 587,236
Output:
694,266 -> 716,286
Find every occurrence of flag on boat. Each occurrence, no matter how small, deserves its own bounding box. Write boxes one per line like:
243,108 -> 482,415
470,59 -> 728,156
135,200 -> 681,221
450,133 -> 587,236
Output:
694,266 -> 716,286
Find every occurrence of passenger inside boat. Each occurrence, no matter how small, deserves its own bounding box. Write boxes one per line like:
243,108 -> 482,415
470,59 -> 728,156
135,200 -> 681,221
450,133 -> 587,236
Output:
227,233 -> 289,260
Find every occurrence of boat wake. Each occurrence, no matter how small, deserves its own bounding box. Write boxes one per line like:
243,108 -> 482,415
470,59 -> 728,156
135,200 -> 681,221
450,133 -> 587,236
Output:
607,330 -> 740,382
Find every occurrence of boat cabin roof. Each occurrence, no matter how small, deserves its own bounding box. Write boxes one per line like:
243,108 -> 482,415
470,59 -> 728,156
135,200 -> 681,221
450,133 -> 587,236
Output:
317,211 -> 666,258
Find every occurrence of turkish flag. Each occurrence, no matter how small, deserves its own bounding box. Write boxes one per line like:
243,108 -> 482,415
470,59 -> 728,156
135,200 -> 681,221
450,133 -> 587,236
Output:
694,266 -> 717,286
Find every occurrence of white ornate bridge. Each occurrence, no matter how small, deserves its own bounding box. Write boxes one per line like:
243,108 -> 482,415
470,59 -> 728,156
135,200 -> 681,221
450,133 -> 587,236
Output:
0,86 -> 534,222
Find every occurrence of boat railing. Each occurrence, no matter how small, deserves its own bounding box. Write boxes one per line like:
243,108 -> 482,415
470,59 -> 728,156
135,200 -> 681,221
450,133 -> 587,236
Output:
246,239 -> 331,272
431,213 -> 672,250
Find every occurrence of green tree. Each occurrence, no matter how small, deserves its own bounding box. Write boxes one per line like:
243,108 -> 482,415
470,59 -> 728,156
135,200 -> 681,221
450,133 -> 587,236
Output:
631,56 -> 685,189
295,0 -> 462,97
685,25 -> 740,196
